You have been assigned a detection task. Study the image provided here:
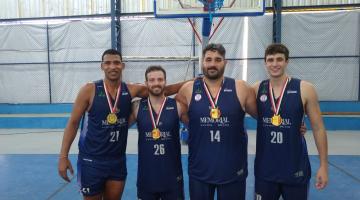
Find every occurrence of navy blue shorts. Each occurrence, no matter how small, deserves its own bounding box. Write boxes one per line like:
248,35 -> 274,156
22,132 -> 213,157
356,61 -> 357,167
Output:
137,181 -> 184,200
77,154 -> 127,196
189,177 -> 246,200
255,178 -> 309,200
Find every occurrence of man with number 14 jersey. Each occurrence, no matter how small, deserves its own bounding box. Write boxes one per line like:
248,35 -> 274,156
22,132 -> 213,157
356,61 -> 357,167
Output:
177,43 -> 257,200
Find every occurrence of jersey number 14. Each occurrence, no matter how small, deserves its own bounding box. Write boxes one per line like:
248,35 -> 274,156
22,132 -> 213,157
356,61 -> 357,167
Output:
210,130 -> 221,142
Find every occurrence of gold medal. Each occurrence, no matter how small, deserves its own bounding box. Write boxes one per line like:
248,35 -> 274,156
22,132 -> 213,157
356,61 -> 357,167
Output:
210,108 -> 221,119
107,113 -> 117,124
148,97 -> 167,140
103,80 -> 121,125
203,78 -> 224,120
269,77 -> 289,127
271,114 -> 282,126
152,128 -> 161,140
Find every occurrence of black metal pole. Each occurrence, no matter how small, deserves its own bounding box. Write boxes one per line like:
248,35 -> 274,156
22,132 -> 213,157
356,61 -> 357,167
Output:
272,0 -> 282,43
116,0 -> 122,52
46,23 -> 52,103
111,0 -> 116,49
358,13 -> 360,101
192,18 -> 197,78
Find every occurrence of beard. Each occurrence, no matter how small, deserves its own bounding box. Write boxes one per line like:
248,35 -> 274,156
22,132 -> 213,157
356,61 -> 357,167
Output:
148,86 -> 165,96
203,67 -> 225,80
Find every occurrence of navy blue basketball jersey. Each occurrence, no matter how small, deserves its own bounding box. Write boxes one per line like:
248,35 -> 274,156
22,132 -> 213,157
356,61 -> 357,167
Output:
255,78 -> 311,185
136,97 -> 183,192
188,77 -> 247,184
78,80 -> 132,157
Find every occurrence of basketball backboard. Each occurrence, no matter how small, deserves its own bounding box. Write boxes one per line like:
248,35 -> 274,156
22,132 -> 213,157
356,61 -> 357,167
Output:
154,0 -> 265,18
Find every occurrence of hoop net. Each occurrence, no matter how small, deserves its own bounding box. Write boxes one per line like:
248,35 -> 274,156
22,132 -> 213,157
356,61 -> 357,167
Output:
199,0 -> 225,20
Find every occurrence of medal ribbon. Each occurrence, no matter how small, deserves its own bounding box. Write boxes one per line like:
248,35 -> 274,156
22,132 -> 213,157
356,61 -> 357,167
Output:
103,80 -> 121,113
147,97 -> 167,130
269,77 -> 289,115
203,78 -> 223,109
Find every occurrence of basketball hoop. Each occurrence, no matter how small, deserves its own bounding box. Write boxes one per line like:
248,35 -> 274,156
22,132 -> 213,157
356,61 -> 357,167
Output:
199,0 -> 224,11
155,0 -> 265,18
199,0 -> 224,20
199,0 -> 224,21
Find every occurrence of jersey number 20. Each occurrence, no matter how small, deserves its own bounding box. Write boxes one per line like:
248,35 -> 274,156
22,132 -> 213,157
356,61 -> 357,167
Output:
270,131 -> 283,144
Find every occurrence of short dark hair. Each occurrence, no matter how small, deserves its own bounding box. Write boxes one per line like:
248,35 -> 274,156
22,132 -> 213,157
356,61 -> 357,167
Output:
102,49 -> 123,62
202,43 -> 226,58
145,65 -> 166,81
265,43 -> 289,61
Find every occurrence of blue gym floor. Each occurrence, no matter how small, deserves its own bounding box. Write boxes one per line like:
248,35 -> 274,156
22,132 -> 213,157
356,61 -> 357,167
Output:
0,130 -> 360,200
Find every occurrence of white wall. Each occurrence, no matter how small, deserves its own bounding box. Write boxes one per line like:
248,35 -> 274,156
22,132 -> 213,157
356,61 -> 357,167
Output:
0,10 -> 359,103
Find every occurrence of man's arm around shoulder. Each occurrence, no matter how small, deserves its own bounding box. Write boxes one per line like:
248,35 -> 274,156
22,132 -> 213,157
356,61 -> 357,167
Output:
128,98 -> 140,126
175,80 -> 194,107
235,80 -> 257,119
127,78 -> 194,99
